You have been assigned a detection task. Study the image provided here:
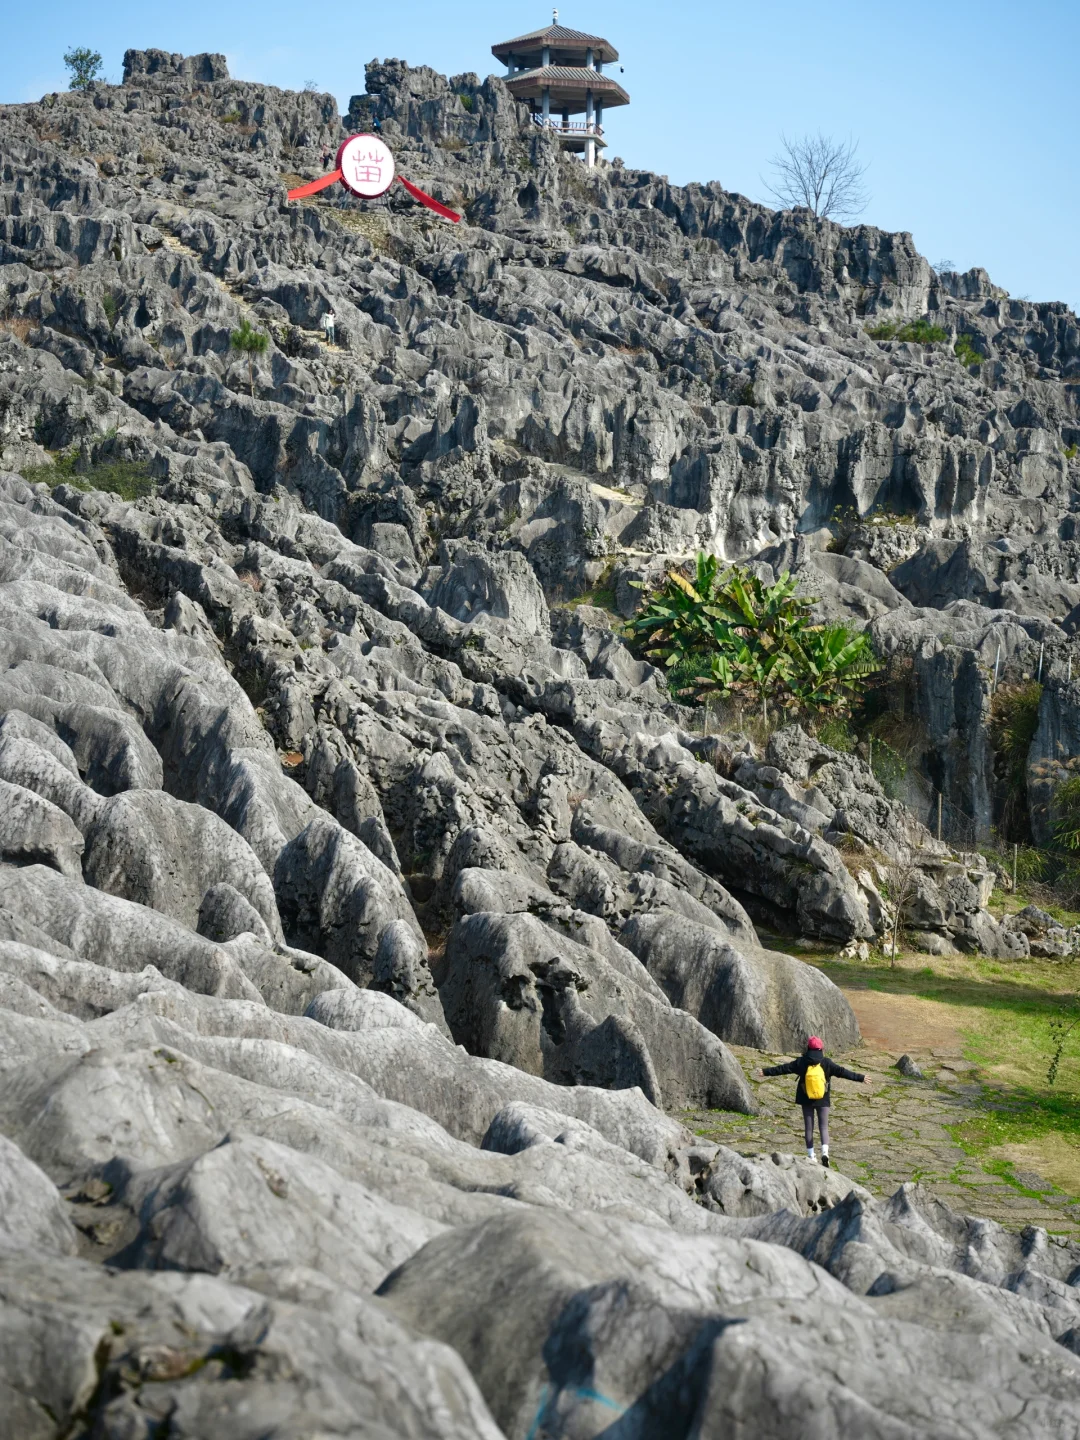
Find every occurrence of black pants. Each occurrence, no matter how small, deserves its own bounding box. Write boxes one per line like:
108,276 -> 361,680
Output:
802,1102 -> 829,1148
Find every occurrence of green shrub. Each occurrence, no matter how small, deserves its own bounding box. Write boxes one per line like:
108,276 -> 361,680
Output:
1016,846 -> 1049,884
102,291 -> 119,329
458,94 -> 475,112
896,318 -> 948,344
230,317 -> 269,396
63,47 -> 102,90
953,334 -> 982,367
1066,443 -> 1079,461
868,735 -> 907,799
990,681 -> 1042,839
23,449 -> 154,501
816,717 -> 856,752
868,318 -> 947,344
737,379 -> 756,406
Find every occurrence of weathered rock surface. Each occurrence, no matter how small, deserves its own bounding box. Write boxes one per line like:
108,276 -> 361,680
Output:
0,42 -> 1078,1438
621,910 -> 860,1051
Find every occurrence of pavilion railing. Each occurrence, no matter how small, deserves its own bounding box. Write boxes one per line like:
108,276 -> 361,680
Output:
529,115 -> 605,135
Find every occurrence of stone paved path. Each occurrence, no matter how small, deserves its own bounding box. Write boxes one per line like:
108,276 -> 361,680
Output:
687,1040 -> 1080,1238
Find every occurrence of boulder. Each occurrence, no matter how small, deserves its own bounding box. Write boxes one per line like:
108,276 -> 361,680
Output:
439,909 -> 754,1112
82,789 -> 283,938
0,778 -> 84,878
620,911 -> 860,1052
118,1131 -> 443,1291
273,815 -> 423,986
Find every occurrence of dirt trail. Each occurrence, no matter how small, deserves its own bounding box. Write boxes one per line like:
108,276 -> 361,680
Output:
841,987 -> 964,1055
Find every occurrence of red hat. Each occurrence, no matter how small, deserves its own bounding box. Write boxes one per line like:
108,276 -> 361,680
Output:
807,1035 -> 824,1050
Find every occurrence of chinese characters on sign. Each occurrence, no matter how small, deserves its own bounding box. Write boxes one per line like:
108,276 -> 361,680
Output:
336,135 -> 395,198
286,135 -> 459,221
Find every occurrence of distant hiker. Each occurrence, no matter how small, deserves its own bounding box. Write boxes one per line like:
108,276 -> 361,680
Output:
372,116 -> 382,133
321,310 -> 336,344
754,1036 -> 868,1167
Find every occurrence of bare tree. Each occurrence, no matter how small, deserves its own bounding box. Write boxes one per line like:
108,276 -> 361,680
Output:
764,133 -> 869,222
885,854 -> 921,967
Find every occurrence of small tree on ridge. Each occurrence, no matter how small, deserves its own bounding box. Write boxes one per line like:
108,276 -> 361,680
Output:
64,47 -> 103,90
230,318 -> 269,398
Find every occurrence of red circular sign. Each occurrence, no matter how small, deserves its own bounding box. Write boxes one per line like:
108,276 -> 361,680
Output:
335,134 -> 396,198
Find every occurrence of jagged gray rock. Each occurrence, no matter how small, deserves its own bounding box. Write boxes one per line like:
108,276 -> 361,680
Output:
620,911 -> 860,1051
440,909 -> 754,1112
0,42 -> 1078,1437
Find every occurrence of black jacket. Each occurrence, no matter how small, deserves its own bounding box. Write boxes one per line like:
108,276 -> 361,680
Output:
762,1053 -> 865,1105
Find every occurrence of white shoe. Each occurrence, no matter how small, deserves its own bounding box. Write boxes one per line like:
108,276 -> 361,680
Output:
806,1149 -> 816,1162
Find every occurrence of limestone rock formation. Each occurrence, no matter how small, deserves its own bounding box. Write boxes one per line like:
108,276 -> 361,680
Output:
0,44 -> 1078,1437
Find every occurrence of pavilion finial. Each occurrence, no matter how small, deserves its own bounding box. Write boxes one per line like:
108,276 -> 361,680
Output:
553,9 -> 558,22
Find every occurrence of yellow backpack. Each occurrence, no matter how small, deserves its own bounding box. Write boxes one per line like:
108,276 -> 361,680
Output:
804,1062 -> 827,1101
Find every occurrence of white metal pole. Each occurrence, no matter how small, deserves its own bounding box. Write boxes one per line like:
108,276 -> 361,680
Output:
993,645 -> 1001,692
1038,642 -> 1044,683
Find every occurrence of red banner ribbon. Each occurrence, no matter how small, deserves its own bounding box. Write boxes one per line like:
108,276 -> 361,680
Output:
396,175 -> 461,222
287,170 -> 460,223
286,170 -> 343,199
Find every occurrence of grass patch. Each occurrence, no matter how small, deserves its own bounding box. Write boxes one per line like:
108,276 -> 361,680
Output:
867,318 -> 948,344
23,449 -> 155,501
817,948 -> 1080,1202
562,584 -> 618,614
816,717 -> 856,752
953,334 -> 983,367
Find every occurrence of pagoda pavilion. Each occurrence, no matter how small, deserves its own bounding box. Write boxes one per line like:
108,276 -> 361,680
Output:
492,12 -> 629,167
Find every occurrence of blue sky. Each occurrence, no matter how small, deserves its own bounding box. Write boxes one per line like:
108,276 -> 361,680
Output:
3,1 -> 1076,311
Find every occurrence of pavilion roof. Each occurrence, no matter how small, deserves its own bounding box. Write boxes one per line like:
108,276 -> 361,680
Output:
504,66 -> 630,109
492,24 -> 619,64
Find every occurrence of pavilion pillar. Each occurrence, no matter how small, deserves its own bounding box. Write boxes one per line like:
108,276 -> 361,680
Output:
542,46 -> 550,66
586,46 -> 594,69
596,98 -> 603,137
542,86 -> 550,120
585,88 -> 595,166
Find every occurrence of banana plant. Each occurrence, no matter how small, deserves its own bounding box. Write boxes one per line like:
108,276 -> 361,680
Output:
784,624 -> 881,710
628,553 -> 881,720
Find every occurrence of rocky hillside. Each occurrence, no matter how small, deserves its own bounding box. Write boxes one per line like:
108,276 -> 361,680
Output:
2,47 -> 1080,1437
